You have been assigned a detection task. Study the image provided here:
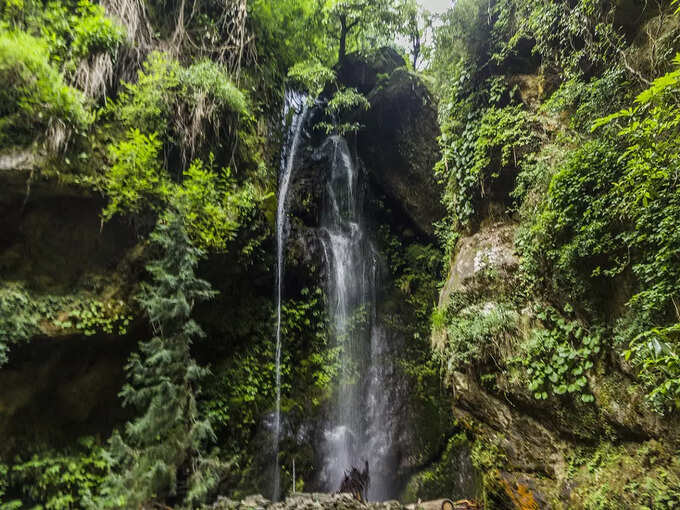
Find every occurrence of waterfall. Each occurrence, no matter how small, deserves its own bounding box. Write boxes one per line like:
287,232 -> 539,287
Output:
273,92 -> 309,501
319,135 -> 394,500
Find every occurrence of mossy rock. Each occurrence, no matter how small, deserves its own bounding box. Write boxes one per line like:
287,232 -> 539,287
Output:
401,433 -> 481,503
357,67 -> 445,237
336,47 -> 406,95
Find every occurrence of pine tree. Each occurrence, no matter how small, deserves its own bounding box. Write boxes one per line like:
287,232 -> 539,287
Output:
94,211 -> 225,509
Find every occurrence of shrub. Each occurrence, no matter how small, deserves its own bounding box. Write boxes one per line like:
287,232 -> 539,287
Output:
439,301 -> 520,374
41,0 -> 124,67
515,140 -> 626,319
102,129 -> 258,251
115,52 -> 180,140
287,60 -> 335,98
0,285 -> 40,366
175,59 -> 249,163
181,59 -> 248,115
102,129 -> 167,221
318,87 -> 370,135
0,28 -> 88,147
174,159 -> 256,252
116,52 -> 249,163
514,307 -> 601,403
4,438 -> 107,510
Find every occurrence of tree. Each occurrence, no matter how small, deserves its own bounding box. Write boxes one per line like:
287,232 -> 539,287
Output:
327,0 -> 393,63
329,0 -> 367,63
92,211 -> 226,509
398,0 -> 433,70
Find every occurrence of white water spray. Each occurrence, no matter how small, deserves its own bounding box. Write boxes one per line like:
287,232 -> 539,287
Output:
318,136 -> 394,500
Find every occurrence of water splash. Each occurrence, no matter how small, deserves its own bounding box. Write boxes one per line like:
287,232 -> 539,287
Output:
318,135 -> 394,500
273,92 -> 309,501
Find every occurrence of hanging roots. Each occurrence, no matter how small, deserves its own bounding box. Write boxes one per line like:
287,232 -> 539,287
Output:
175,92 -> 216,167
100,0 -> 255,85
45,118 -> 71,154
103,0 -> 153,83
74,52 -> 115,100
104,0 -> 152,49
162,0 -> 254,76
173,91 -> 240,167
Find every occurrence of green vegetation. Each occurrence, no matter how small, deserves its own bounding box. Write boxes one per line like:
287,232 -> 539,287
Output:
101,127 -> 256,251
0,285 -> 133,366
0,28 -> 88,148
435,101 -> 537,231
53,300 -> 132,337
1,0 -> 444,506
429,0 -> 680,504
432,0 -> 680,412
0,285 -> 40,364
515,307 -> 601,403
112,52 -> 249,163
318,87 -> 370,135
1,437 -> 107,509
3,0 -> 680,507
93,213 -> 225,508
566,441 -> 680,509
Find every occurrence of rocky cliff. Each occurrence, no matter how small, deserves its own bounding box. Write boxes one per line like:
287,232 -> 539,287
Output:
423,3 -> 680,502
0,47 -> 450,502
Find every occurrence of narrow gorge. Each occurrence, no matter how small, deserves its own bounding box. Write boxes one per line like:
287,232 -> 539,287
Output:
1,0 -> 680,509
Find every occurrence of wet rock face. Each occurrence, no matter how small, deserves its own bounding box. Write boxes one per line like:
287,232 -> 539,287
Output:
327,49 -> 446,238
357,68 -> 445,238
0,159 -> 147,455
433,221 -> 518,350
440,222 -> 518,305
210,493 -> 404,510
0,333 -> 136,457
336,47 -> 405,95
0,195 -> 137,290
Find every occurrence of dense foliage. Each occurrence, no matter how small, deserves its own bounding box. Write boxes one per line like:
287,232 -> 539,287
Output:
0,28 -> 89,148
92,213 -> 225,508
1,438 -> 107,509
431,0 -> 680,413
3,0 -> 680,507
429,0 -> 680,503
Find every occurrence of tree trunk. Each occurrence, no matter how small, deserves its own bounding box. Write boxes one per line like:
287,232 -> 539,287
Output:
412,37 -> 420,69
339,15 -> 348,63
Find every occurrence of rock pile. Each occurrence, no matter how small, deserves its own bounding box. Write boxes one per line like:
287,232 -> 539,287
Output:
209,493 -> 404,510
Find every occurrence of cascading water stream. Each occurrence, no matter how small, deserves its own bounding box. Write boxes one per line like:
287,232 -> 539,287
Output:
318,135 -> 394,500
272,106 -> 397,501
273,92 -> 309,501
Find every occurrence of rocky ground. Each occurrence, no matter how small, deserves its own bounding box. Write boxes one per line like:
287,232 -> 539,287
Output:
209,493 -> 404,510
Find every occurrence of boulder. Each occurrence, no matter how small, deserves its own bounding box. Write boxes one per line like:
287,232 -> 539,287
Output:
336,47 -> 406,95
357,68 -> 445,237
433,222 -> 518,349
439,222 -> 518,304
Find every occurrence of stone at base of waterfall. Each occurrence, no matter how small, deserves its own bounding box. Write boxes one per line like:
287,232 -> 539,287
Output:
209,493 -> 403,510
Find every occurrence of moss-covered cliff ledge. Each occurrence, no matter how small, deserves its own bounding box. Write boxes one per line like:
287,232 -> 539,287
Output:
428,0 -> 680,507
